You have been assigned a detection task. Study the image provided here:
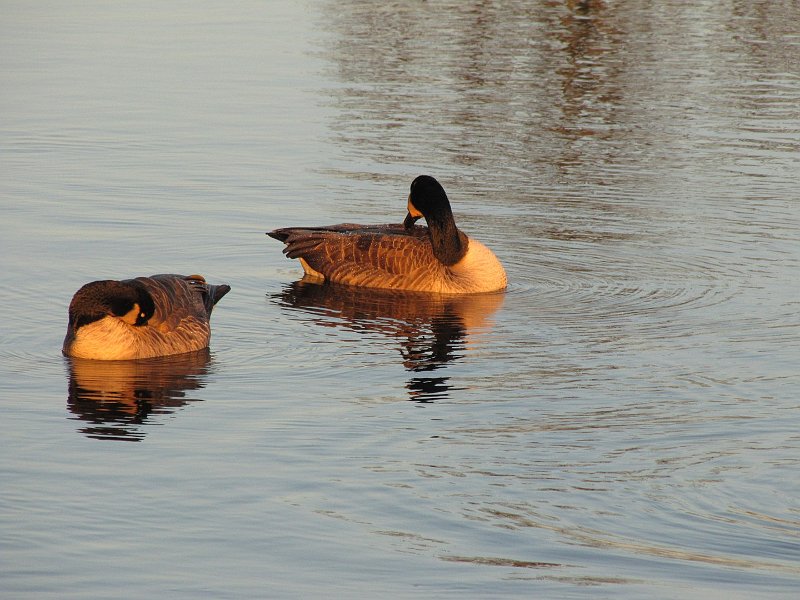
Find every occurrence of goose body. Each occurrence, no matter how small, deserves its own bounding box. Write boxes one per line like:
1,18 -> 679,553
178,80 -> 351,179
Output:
268,176 -> 507,294
63,274 -> 230,360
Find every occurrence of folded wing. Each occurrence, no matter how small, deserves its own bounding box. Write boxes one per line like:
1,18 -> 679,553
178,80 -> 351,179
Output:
269,224 -> 448,291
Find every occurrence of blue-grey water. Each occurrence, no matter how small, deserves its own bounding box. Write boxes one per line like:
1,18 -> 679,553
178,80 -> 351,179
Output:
2,1 -> 799,598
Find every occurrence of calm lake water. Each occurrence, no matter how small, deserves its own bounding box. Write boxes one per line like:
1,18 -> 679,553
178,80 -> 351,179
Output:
2,1 -> 799,598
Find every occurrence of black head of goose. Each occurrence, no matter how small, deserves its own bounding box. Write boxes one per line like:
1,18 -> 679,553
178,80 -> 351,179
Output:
268,175 -> 507,294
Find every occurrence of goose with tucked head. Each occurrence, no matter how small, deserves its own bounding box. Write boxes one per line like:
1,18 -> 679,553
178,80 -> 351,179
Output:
268,175 -> 507,294
63,274 -> 230,360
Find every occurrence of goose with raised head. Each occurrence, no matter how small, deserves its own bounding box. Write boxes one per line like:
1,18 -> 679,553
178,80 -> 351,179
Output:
268,175 -> 507,294
63,274 -> 230,360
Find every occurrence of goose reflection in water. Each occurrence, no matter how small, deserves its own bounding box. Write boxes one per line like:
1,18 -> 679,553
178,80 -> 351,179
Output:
66,349 -> 212,441
272,280 -> 504,402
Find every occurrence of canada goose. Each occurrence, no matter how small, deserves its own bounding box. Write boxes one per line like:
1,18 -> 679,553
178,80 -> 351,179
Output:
63,274 -> 230,360
268,175 -> 507,294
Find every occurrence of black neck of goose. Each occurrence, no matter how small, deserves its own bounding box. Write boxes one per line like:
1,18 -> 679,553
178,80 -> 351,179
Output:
427,214 -> 467,266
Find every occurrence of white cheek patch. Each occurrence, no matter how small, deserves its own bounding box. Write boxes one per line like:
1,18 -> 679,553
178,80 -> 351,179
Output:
119,303 -> 142,325
407,197 -> 423,218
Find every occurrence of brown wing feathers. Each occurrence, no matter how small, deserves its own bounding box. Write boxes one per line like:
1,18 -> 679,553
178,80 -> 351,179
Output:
270,225 -> 438,289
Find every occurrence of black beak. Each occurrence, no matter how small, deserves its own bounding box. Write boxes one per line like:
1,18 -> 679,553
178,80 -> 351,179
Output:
404,212 -> 421,230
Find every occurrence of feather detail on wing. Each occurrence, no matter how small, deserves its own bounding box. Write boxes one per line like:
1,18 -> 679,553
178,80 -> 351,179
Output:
269,224 -> 451,292
130,275 -> 229,353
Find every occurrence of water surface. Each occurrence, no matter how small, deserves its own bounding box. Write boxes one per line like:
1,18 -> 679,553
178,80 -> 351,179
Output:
2,1 -> 799,598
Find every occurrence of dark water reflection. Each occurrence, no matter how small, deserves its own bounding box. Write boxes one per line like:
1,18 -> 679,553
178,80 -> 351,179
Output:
66,350 -> 212,441
272,280 -> 504,402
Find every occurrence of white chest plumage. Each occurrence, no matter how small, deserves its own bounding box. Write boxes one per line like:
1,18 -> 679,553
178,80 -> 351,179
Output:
68,317 -> 143,360
68,315 -> 209,360
446,239 -> 508,294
